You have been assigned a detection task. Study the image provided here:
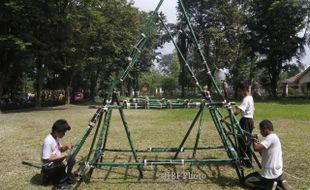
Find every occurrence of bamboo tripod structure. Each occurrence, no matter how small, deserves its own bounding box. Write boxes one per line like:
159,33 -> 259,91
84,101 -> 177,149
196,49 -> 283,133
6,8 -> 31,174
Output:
66,0 -> 262,184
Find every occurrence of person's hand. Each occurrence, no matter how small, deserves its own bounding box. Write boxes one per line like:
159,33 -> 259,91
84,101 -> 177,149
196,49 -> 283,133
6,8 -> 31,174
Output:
62,158 -> 68,165
252,134 -> 259,143
66,144 -> 74,150
61,154 -> 69,165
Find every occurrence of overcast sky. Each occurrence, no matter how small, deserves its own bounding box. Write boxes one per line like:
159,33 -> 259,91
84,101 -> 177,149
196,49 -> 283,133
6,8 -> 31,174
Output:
132,0 -> 310,67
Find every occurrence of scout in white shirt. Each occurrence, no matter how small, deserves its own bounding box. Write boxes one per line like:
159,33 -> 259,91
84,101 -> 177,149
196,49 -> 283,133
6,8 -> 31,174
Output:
244,120 -> 290,190
41,119 -> 75,186
222,83 -> 255,167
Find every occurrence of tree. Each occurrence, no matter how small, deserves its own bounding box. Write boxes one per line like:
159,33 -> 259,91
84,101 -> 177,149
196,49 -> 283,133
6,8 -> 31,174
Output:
0,0 -> 182,106
177,0 -> 254,97
0,1 -> 32,98
80,1 -> 161,99
158,53 -> 173,75
160,52 -> 180,96
138,69 -> 163,96
26,0 -> 59,106
246,0 -> 308,97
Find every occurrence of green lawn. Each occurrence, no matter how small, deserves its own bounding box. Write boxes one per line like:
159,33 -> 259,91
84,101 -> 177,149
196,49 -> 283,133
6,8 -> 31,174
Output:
1,100 -> 310,190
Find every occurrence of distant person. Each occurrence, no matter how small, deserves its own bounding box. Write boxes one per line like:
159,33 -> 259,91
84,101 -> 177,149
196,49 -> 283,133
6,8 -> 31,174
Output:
221,82 -> 255,167
41,119 -> 76,188
244,120 -> 290,190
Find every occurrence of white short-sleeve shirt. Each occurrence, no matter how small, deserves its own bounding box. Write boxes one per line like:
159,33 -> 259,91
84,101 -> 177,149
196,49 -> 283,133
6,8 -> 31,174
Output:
41,134 -> 61,160
237,95 -> 254,118
259,133 -> 283,179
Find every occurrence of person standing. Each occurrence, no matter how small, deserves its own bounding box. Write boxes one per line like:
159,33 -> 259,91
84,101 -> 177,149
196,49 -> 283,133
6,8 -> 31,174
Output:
222,82 -> 255,166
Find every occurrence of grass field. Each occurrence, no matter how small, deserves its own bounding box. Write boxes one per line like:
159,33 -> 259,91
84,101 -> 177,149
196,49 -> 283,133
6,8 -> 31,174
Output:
1,100 -> 310,190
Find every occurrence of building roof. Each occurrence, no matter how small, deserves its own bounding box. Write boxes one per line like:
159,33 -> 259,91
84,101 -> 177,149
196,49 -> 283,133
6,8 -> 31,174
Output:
285,66 -> 310,84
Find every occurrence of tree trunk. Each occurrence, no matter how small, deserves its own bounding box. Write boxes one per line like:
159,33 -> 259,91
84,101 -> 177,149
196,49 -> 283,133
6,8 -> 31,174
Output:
233,85 -> 239,99
270,76 -> 278,98
90,70 -> 99,102
36,57 -> 44,107
0,75 -> 5,98
65,85 -> 71,104
90,77 -> 96,102
177,32 -> 187,98
127,79 -> 132,97
270,65 -> 280,98
62,54 -> 74,105
0,49 -> 11,98
181,65 -> 186,97
64,71 -> 75,105
134,76 -> 139,97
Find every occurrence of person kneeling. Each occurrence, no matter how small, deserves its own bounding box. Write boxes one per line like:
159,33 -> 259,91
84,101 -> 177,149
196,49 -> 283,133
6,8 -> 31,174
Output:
41,119 -> 76,188
244,120 -> 290,190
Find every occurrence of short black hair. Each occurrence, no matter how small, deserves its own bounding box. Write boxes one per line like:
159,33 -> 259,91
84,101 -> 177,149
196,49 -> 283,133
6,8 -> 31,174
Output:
259,120 -> 274,131
237,81 -> 249,90
52,119 -> 71,132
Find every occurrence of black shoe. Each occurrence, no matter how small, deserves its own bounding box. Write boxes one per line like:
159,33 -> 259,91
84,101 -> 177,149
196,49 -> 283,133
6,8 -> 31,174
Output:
57,182 -> 72,190
66,173 -> 77,184
243,160 -> 253,168
66,176 -> 76,184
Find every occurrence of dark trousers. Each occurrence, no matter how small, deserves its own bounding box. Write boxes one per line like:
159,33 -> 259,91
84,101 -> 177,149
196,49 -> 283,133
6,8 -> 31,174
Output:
239,117 -> 254,165
41,158 -> 76,184
244,172 -> 283,190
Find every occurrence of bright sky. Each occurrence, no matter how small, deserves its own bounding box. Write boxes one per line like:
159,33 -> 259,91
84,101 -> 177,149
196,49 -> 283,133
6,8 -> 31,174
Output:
132,0 -> 310,67
301,46 -> 310,67
133,0 -> 177,23
132,0 -> 177,55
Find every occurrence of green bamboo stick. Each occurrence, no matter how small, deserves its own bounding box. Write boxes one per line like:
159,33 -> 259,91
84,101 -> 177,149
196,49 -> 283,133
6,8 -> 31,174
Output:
104,146 -> 225,153
94,158 -> 232,167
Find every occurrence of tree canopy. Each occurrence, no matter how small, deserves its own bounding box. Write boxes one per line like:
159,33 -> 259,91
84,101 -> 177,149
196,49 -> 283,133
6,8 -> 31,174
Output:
0,0 -> 160,104
0,0 -> 309,107
176,0 -> 309,98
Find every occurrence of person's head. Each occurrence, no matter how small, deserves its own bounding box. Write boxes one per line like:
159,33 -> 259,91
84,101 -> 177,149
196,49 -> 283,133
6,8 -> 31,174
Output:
259,120 -> 274,137
51,119 -> 71,138
238,82 -> 250,96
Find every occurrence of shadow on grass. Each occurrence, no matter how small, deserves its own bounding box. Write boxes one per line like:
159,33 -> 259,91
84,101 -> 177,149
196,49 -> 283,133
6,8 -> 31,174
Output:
30,173 -> 44,186
198,164 -> 242,188
71,100 -> 102,106
30,173 -> 67,190
0,99 -> 103,113
69,153 -> 246,189
74,163 -> 244,189
1,106 -> 68,114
